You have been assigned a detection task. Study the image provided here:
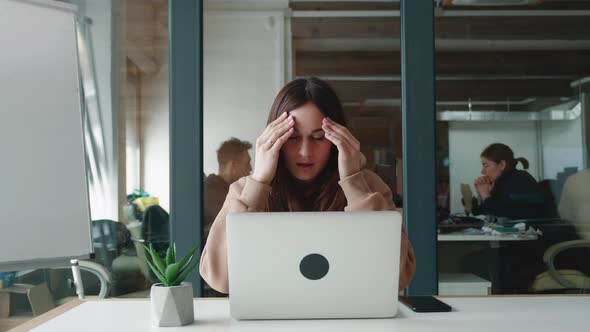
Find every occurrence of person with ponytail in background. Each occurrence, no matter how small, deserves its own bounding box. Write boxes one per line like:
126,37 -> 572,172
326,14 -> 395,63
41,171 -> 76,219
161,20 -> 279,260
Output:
472,143 -> 551,219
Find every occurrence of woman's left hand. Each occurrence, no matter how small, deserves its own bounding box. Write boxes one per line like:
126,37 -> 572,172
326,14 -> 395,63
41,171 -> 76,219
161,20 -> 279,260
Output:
322,117 -> 363,179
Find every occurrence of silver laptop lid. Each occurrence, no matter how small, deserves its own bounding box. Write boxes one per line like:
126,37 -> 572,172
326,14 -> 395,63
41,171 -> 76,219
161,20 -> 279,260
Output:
227,211 -> 402,320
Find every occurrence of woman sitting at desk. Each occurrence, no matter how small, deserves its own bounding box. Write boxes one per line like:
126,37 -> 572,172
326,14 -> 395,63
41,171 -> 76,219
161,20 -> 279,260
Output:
472,143 -> 551,220
200,77 -> 416,293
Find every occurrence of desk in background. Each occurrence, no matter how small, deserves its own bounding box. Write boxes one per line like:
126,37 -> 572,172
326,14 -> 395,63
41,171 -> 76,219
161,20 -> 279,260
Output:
439,273 -> 491,295
438,233 -> 538,243
438,231 -> 541,294
12,296 -> 589,331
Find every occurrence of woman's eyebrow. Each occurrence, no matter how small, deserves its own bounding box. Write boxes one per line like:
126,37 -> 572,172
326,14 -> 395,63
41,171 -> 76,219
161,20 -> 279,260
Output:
293,128 -> 324,135
293,128 -> 324,134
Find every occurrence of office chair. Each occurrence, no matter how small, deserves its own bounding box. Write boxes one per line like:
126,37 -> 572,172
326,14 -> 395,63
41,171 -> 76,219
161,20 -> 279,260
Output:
100,206 -> 170,297
2,262 -> 112,317
127,205 -> 170,285
111,207 -> 173,296
531,169 -> 590,293
91,219 -> 132,267
77,219 -> 149,297
53,260 -> 112,298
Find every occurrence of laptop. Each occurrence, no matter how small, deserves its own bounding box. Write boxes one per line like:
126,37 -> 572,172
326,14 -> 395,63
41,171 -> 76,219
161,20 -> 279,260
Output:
226,211 -> 402,320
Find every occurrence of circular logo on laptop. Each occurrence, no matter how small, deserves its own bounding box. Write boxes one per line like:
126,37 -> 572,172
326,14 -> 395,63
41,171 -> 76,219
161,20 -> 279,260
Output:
299,253 -> 329,280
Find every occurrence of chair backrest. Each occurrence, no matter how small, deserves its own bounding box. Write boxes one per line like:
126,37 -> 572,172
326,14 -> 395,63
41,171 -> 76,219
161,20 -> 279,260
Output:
142,205 -> 170,245
141,205 -> 170,256
127,206 -> 170,283
127,221 -> 151,281
538,179 -> 559,218
91,220 -> 125,267
559,169 -> 590,239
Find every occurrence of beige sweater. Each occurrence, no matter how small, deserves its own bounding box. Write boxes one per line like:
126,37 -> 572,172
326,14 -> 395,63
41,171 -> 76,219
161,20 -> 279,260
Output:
200,169 -> 416,294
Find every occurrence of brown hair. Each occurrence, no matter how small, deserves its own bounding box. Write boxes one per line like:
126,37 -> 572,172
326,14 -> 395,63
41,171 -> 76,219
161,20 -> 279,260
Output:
481,143 -> 529,172
267,77 -> 347,212
217,137 -> 252,166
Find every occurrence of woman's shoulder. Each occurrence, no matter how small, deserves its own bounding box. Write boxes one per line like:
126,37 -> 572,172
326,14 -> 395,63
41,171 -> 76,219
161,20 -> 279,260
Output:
499,169 -> 533,181
511,169 -> 538,183
497,169 -> 540,193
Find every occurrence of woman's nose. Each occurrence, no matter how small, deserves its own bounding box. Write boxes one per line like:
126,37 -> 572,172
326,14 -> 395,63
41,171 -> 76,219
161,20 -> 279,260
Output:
299,140 -> 311,157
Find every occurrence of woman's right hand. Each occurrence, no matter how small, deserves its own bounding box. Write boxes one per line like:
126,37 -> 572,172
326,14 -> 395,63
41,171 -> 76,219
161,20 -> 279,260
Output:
474,176 -> 493,200
251,112 -> 294,185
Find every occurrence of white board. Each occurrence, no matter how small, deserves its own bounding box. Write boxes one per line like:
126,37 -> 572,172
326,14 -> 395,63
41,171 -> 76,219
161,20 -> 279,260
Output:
0,0 -> 92,270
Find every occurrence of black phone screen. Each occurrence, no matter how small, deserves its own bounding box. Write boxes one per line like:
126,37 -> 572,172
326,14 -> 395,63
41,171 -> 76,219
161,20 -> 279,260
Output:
399,296 -> 452,313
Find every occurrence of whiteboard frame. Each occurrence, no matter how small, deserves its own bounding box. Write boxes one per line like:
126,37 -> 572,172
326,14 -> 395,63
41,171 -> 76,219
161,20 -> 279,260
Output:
0,0 -> 94,272
10,0 -> 78,13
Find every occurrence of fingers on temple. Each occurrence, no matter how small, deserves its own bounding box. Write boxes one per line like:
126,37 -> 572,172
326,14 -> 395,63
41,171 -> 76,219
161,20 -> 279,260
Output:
259,113 -> 291,146
271,128 -> 295,152
325,130 -> 352,153
323,119 -> 359,150
268,118 -> 294,144
270,112 -> 288,126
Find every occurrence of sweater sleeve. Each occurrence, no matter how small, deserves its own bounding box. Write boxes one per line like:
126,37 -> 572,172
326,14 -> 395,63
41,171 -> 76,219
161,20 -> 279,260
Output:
199,176 -> 272,294
338,170 -> 416,290
474,182 -> 545,219
474,195 -> 506,216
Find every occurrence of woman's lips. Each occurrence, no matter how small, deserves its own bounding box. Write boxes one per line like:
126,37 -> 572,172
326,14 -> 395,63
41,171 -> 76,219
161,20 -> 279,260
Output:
296,162 -> 314,170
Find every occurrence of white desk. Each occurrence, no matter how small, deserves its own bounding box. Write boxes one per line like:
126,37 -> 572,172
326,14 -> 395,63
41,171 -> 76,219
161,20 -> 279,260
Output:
14,296 -> 588,331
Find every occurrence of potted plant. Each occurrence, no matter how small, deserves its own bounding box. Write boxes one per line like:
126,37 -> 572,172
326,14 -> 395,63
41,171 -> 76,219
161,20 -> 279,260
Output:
145,243 -> 199,327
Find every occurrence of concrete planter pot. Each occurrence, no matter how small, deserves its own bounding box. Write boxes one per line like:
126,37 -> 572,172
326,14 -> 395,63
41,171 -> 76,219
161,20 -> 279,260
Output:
150,282 -> 194,327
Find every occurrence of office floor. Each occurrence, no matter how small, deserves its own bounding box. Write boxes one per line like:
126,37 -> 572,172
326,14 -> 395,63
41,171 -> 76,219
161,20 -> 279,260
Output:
0,314 -> 32,331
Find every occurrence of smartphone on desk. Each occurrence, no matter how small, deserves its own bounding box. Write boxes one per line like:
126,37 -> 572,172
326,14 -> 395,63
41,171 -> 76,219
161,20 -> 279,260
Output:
399,296 -> 452,313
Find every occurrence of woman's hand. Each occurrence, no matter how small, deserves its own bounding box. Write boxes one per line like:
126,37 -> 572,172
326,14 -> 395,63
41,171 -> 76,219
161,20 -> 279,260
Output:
251,112 -> 294,185
322,117 -> 363,179
474,176 -> 493,200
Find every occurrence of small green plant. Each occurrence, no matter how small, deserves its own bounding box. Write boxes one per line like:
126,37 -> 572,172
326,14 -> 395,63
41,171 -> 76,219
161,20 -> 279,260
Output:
144,243 -> 199,287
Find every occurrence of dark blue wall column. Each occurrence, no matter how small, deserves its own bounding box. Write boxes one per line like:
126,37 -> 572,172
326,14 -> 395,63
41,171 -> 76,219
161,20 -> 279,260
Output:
400,0 -> 438,295
169,0 -> 202,297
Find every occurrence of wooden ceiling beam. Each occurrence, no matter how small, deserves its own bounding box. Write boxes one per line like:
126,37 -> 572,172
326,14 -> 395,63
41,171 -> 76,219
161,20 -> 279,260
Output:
296,50 -> 590,77
328,78 -> 573,102
290,1 -> 399,11
342,103 -> 530,116
289,0 -> 590,11
291,16 -> 590,40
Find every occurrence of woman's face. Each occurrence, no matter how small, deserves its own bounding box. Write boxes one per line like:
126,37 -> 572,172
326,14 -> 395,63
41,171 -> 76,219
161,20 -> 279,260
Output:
480,157 -> 506,182
281,102 -> 333,182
